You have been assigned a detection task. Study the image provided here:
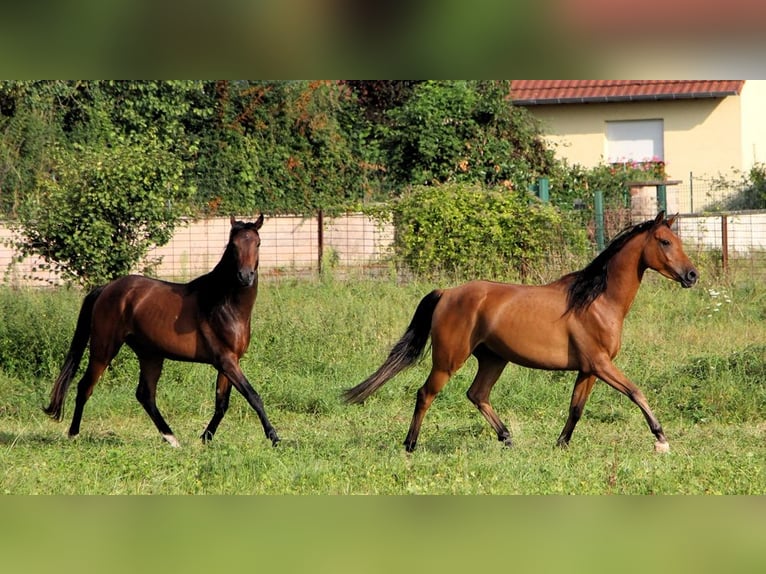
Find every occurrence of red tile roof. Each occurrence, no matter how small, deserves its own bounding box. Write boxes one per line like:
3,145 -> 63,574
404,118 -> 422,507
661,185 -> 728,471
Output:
559,1 -> 766,37
511,81 -> 744,105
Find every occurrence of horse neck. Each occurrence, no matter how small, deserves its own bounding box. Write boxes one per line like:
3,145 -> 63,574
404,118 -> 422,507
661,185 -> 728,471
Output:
200,259 -> 258,314
602,232 -> 649,316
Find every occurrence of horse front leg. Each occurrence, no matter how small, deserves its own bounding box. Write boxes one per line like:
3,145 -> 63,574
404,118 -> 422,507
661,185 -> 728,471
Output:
556,372 -> 597,448
592,356 -> 669,453
220,357 -> 280,446
200,371 -> 232,443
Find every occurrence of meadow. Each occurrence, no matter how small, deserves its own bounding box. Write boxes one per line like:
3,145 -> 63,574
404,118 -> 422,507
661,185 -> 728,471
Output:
0,266 -> 763,494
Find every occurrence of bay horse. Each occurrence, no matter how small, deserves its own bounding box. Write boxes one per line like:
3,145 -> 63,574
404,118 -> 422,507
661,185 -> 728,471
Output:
44,215 -> 280,447
344,212 -> 698,453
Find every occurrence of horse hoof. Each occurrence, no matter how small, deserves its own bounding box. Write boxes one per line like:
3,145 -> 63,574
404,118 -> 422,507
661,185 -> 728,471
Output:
654,441 -> 670,453
163,434 -> 181,448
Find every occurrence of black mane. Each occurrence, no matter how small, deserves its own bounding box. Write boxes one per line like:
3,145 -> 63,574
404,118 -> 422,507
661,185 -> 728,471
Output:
565,218 -> 661,312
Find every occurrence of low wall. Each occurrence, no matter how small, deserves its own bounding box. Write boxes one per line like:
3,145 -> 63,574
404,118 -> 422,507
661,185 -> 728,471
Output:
0,213 -> 395,286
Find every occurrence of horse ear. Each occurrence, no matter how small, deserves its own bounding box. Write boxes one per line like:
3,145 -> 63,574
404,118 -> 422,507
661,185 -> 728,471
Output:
666,213 -> 678,227
254,213 -> 264,230
654,211 -> 666,225
230,215 -> 237,226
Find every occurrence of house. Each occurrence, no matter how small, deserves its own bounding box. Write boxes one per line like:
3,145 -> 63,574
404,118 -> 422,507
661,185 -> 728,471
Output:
510,80 -> 766,213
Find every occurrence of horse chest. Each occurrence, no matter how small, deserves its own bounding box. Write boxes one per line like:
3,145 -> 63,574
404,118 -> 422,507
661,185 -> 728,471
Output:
206,309 -> 251,353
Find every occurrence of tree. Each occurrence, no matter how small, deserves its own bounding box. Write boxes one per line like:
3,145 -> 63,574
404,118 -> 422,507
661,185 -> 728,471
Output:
12,132 -> 191,288
381,80 -> 555,190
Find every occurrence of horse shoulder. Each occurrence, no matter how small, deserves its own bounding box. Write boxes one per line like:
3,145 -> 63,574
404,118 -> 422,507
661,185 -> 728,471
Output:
567,299 -> 625,361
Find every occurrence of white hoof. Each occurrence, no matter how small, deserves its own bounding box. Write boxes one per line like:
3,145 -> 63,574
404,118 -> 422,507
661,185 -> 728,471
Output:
163,434 -> 181,448
654,441 -> 670,453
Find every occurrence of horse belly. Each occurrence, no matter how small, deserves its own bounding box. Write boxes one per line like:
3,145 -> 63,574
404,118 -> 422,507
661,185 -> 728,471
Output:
483,297 -> 574,370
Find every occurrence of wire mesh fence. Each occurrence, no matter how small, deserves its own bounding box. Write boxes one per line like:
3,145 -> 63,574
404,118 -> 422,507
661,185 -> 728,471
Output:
1,189 -> 764,286
0,212 -> 396,286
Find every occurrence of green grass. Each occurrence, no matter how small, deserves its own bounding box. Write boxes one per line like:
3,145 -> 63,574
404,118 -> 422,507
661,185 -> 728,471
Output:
0,270 -> 763,494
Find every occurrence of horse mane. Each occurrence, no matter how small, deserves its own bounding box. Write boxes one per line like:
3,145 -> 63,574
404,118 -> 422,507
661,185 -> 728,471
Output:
565,218 -> 661,313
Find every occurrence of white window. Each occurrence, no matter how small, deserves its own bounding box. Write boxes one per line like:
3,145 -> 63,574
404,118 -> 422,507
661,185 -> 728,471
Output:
606,119 -> 664,164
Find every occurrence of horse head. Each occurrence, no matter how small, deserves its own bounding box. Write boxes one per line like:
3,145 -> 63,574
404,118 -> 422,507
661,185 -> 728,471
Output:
642,211 -> 698,288
228,214 -> 264,287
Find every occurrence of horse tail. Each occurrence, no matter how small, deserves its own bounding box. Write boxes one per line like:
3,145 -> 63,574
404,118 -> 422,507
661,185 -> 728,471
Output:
343,289 -> 443,404
44,285 -> 105,420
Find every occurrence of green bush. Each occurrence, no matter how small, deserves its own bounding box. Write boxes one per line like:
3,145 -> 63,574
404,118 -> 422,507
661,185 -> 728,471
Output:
377,183 -> 589,280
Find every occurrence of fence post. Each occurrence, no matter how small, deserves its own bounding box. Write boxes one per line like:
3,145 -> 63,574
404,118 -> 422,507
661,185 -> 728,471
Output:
594,189 -> 605,251
689,171 -> 694,213
317,208 -> 324,275
656,184 -> 667,214
721,214 -> 729,274
537,177 -> 549,202
528,177 -> 549,202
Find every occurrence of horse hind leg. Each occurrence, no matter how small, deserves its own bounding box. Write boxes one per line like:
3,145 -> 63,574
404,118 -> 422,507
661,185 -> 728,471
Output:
68,326 -> 125,439
403,367 -> 452,452
135,356 -> 179,447
466,348 -> 511,446
68,359 -> 110,438
556,372 -> 597,448
404,329 -> 473,452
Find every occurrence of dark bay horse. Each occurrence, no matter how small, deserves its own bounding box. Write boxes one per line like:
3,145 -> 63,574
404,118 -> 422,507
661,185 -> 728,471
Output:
44,215 -> 279,447
344,212 -> 698,453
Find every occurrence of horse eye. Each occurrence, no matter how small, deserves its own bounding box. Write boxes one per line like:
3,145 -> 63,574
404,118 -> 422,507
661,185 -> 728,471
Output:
660,238 -> 671,247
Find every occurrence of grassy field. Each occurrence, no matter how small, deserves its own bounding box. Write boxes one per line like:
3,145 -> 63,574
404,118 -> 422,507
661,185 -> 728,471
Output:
0,267 -> 763,494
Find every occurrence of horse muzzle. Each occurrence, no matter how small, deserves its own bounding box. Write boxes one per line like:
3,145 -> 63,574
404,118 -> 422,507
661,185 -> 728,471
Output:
237,269 -> 256,287
679,267 -> 699,288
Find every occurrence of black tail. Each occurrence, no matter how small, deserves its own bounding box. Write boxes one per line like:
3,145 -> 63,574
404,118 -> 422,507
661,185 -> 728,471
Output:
343,290 -> 443,404
43,286 -> 104,420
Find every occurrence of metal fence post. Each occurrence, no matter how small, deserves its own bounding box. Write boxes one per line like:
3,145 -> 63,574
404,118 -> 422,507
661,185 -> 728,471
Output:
721,214 -> 729,274
689,171 -> 694,213
656,184 -> 667,214
538,177 -> 549,202
594,190 -> 605,251
317,208 -> 324,275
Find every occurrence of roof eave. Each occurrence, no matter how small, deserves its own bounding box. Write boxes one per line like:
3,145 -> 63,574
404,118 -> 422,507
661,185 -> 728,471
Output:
513,91 -> 741,106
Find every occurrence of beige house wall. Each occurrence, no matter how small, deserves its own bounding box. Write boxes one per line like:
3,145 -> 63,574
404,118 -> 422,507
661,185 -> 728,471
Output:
530,97 -> 745,182
739,80 -> 766,172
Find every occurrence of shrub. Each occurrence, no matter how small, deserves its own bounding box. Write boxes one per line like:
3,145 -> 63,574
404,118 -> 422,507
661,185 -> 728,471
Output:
376,183 -> 589,280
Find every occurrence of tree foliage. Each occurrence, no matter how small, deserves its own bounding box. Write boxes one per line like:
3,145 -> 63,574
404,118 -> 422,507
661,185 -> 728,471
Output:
381,80 -> 555,189
0,80 -> 578,285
